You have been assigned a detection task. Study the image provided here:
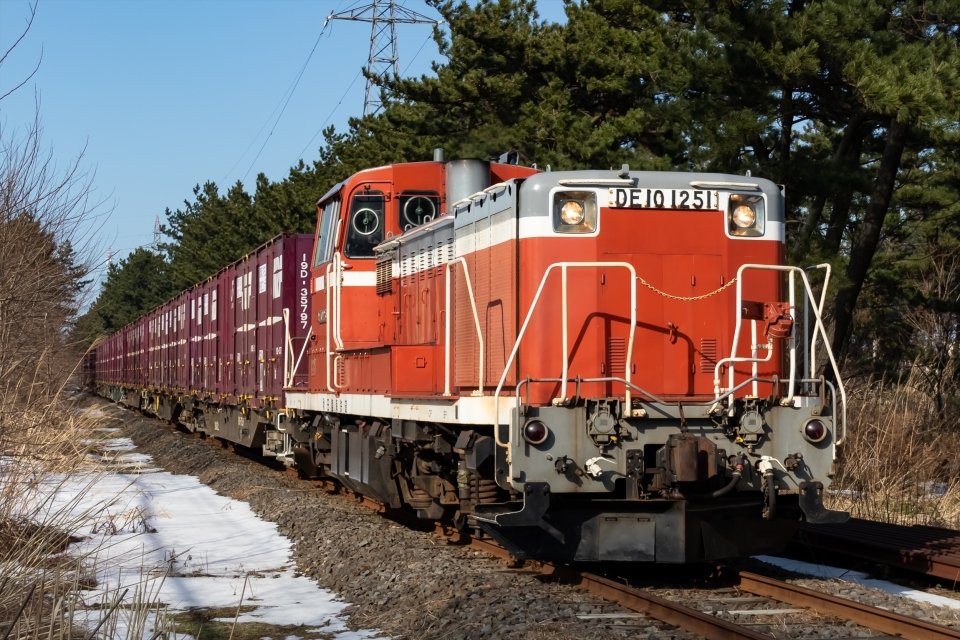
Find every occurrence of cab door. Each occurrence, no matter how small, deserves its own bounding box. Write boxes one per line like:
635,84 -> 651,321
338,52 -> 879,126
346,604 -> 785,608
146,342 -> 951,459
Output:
308,196 -> 340,393
338,183 -> 391,345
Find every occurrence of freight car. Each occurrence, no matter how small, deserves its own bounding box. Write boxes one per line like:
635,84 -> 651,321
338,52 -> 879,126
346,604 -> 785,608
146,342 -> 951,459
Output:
91,151 -> 848,563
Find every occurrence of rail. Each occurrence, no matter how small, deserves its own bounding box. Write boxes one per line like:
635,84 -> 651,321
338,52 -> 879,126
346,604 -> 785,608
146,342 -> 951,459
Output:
494,262 -> 638,454
443,257 -> 484,397
803,264 -> 832,387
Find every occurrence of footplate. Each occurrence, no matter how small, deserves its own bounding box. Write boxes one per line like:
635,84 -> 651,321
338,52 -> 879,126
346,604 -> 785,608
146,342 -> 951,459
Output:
799,480 -> 849,524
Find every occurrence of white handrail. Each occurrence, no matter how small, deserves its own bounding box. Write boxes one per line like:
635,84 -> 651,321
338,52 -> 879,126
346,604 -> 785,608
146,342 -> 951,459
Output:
786,270 -> 798,405
333,252 -> 344,350
751,320 -> 758,397
325,262 -> 335,393
443,257 -> 484,397
282,308 -> 292,387
493,262 -> 637,455
289,326 -> 312,390
806,264 -> 832,377
719,264 -> 847,444
714,338 -> 775,396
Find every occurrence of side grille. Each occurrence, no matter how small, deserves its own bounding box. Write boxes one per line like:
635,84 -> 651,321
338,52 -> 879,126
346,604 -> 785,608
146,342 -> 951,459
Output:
700,338 -> 717,374
376,250 -> 395,296
607,337 -> 626,376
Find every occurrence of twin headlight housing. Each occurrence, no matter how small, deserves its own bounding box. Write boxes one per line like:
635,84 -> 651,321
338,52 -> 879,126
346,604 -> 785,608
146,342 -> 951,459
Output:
553,189 -> 765,236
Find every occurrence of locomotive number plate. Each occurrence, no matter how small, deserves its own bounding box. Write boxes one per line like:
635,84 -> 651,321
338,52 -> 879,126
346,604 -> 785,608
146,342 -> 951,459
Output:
608,188 -> 720,210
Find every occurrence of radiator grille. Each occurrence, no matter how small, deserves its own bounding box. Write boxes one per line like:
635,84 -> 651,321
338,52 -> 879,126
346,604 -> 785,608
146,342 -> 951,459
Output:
376,250 -> 395,296
700,338 -> 717,374
607,337 -> 626,376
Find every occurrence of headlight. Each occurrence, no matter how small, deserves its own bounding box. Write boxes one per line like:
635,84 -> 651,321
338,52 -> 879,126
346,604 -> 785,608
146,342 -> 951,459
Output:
732,204 -> 756,228
728,194 -> 765,237
553,191 -> 598,233
559,200 -> 585,225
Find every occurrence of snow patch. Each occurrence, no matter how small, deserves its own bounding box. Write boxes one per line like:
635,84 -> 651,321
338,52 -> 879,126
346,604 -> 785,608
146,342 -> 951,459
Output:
755,555 -> 960,609
54,444 -> 383,638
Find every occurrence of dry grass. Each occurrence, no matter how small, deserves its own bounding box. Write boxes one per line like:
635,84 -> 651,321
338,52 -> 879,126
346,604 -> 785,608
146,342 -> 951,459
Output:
828,377 -> 960,529
0,393 -> 181,640
0,31 -> 173,634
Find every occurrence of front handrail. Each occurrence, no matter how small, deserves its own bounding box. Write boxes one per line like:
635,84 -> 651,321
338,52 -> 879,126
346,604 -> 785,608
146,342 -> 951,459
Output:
444,258 -> 485,397
717,264 -> 846,444
494,262 -> 638,455
804,264 -> 831,381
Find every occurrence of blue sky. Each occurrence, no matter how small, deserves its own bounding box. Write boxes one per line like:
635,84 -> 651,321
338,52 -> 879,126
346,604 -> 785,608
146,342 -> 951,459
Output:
0,0 -> 568,282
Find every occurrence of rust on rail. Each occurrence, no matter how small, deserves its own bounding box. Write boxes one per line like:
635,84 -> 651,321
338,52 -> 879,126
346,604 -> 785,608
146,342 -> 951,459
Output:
736,571 -> 960,640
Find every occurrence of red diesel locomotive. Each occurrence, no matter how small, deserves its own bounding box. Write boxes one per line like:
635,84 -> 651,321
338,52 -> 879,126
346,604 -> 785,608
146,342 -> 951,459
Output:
92,150 -> 847,563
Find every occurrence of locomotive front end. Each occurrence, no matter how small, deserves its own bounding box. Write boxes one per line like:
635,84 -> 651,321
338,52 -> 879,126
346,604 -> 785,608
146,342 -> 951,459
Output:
472,168 -> 847,563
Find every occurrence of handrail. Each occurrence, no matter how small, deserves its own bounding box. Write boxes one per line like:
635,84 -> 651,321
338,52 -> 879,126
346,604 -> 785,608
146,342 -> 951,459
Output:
333,252 -> 344,350
282,308 -> 292,387
289,326 -> 312,389
325,262 -> 335,393
494,262 -> 638,455
718,264 -> 847,444
444,257 -> 485,397
804,264 -> 832,378
713,336 -> 775,396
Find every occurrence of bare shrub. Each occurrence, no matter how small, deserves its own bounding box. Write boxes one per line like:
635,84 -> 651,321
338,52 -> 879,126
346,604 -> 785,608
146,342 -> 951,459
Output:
828,376 -> 960,529
0,9 -> 168,639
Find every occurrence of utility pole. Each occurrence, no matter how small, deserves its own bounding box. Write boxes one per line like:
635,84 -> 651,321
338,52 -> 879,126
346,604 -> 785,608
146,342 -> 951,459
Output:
324,1 -> 442,117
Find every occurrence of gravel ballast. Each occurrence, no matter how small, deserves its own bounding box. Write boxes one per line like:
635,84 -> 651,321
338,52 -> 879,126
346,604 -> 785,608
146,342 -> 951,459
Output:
107,403 -> 960,639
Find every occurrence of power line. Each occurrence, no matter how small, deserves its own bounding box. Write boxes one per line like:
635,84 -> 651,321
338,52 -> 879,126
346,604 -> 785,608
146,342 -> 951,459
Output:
401,31 -> 433,77
239,27 -> 329,183
223,0 -> 351,185
296,69 -> 363,163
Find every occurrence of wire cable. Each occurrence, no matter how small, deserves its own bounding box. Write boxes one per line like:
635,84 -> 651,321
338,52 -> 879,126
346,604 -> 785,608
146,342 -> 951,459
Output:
295,30 -> 434,164
295,68 -> 363,162
240,27 -> 328,183
400,31 -> 433,76
223,0 -> 348,181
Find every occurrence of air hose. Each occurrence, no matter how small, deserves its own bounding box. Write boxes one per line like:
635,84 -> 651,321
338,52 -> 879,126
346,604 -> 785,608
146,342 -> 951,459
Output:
676,456 -> 745,500
763,469 -> 777,520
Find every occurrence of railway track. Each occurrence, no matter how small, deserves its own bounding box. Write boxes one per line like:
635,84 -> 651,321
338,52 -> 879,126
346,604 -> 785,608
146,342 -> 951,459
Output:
314,476 -> 960,640
142,411 -> 960,640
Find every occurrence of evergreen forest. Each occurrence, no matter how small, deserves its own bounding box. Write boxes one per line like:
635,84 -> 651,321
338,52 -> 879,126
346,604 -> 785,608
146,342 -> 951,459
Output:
78,0 -> 960,409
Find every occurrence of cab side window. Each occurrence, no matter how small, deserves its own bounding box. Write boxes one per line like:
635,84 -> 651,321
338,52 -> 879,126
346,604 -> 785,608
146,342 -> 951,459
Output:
313,198 -> 340,267
345,190 -> 384,258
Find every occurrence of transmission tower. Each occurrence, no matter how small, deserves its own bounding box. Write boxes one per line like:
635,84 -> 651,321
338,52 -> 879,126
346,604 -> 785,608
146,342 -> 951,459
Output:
153,215 -> 161,254
324,1 -> 442,117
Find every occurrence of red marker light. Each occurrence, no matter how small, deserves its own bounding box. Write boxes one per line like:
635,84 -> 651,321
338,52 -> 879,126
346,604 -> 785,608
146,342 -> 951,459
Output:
803,419 -> 826,443
523,420 -> 549,445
